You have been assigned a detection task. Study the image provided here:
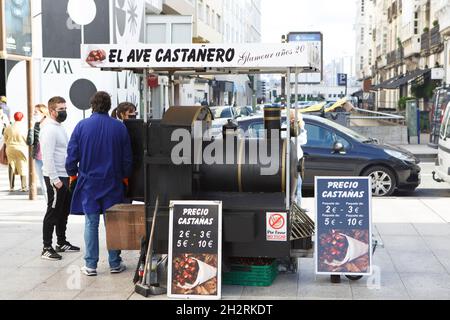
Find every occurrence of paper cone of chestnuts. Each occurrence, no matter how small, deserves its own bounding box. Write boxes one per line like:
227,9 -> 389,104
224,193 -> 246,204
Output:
177,258 -> 217,290
324,233 -> 369,267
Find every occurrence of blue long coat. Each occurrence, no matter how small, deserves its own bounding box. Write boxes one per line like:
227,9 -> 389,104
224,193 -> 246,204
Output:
66,113 -> 133,215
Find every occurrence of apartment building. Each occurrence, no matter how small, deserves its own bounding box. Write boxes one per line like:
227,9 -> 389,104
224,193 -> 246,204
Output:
355,0 -> 450,110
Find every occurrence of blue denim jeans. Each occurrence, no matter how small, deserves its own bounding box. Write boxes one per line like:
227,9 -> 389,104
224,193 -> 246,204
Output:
84,213 -> 122,270
296,174 -> 303,206
34,159 -> 47,202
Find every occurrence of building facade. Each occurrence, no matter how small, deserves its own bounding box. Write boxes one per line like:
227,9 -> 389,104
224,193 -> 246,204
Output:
355,0 -> 450,111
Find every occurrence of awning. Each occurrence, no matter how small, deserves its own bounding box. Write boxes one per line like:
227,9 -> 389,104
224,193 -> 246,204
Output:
383,68 -> 430,89
371,69 -> 430,90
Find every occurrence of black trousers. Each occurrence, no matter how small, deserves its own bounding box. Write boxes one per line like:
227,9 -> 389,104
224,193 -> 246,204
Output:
43,177 -> 71,248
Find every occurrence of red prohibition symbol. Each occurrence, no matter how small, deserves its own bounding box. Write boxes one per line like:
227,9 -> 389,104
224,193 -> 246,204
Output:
269,214 -> 285,230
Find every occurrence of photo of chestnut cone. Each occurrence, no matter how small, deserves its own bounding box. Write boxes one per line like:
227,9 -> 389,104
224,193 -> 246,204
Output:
318,230 -> 370,273
171,254 -> 218,295
86,49 -> 107,66
173,255 -> 199,287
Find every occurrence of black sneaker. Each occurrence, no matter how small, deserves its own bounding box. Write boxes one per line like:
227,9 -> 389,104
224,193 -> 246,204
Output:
41,247 -> 62,261
56,242 -> 80,253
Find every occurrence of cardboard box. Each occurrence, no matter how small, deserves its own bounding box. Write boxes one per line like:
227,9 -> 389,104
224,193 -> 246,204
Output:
105,204 -> 146,251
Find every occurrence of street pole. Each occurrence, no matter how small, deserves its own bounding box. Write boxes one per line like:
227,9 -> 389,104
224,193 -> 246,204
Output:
286,68 -> 291,211
27,59 -> 36,200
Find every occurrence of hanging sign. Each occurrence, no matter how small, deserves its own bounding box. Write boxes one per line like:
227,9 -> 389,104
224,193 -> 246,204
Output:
81,43 -> 321,69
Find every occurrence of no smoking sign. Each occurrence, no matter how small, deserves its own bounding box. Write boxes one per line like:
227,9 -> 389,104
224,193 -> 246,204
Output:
266,212 -> 287,242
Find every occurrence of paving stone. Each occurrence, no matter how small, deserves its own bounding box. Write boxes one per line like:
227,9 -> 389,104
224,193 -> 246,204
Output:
388,251 -> 447,274
19,290 -> 82,300
400,273 -> 450,300
298,284 -> 352,300
376,224 -> 419,236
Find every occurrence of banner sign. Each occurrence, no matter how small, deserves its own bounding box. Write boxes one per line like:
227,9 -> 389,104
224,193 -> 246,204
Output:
4,0 -> 32,57
168,201 -> 222,300
337,73 -> 348,86
81,43 -> 321,69
315,177 -> 372,276
287,31 -> 323,84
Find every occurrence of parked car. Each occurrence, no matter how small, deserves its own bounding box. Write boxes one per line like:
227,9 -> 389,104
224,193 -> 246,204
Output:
238,114 -> 421,197
433,101 -> 450,184
235,106 -> 255,117
210,106 -> 238,137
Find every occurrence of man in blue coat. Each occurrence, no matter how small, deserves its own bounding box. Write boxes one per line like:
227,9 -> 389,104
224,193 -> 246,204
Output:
66,91 -> 133,277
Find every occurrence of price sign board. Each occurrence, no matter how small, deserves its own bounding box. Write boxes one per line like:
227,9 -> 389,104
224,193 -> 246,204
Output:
168,201 -> 222,300
315,177 -> 372,276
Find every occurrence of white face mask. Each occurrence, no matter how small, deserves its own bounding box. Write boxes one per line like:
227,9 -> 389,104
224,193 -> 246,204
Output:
33,113 -> 42,122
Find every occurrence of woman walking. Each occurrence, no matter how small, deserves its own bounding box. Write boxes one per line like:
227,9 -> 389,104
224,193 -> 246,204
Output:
3,112 -> 28,192
27,104 -> 49,200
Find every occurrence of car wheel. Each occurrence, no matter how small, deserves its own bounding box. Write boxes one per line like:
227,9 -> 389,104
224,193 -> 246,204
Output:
362,166 -> 397,197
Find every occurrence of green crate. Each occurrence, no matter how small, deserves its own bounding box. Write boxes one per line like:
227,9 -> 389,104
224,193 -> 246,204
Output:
223,260 -> 278,287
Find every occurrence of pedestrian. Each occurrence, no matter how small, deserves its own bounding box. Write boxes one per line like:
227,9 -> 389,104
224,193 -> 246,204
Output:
40,97 -> 80,261
27,104 -> 49,202
0,102 -> 10,135
66,91 -> 132,276
0,96 -> 11,120
3,112 -> 28,192
111,102 -> 137,121
289,110 -> 308,207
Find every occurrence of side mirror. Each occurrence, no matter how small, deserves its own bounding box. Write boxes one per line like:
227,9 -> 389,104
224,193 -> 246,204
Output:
333,142 -> 346,154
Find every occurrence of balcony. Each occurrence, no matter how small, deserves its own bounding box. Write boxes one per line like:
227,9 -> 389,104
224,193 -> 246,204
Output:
430,25 -> 442,49
421,31 -> 430,52
386,48 -> 403,66
421,25 -> 443,54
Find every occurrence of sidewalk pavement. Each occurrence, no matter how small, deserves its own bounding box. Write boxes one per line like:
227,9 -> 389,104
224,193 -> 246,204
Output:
397,133 -> 438,162
1,166 -> 450,300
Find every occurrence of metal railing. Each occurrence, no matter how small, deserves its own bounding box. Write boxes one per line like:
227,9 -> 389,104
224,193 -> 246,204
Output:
350,107 -> 406,125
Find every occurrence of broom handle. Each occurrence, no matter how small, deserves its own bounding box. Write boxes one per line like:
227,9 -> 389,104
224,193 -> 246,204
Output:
142,197 -> 159,285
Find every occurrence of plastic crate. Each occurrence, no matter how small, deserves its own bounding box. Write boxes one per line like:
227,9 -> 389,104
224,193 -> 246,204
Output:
223,259 -> 278,287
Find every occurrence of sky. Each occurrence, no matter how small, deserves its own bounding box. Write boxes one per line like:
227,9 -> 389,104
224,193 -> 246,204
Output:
261,0 -> 357,65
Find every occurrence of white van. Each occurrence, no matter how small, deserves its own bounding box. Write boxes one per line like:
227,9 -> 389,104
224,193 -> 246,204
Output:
433,101 -> 450,184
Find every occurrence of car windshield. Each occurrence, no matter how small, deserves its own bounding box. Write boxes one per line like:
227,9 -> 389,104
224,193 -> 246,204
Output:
210,107 -> 232,119
313,117 -> 369,142
441,102 -> 450,139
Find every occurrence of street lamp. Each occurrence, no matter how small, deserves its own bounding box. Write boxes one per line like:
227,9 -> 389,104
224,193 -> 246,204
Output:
67,0 -> 97,44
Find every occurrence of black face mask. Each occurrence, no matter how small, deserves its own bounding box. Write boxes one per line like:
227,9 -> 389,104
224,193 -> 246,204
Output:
56,111 -> 67,123
128,114 -> 137,119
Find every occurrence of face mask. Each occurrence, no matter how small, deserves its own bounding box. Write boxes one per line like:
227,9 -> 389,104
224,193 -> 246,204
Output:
56,110 -> 67,123
33,114 -> 41,122
128,114 -> 137,119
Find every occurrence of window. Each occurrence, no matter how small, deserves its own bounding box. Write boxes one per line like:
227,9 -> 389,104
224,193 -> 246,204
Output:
212,10 -> 215,29
361,27 -> 364,44
198,0 -> 204,21
206,5 -> 210,25
440,106 -> 450,139
248,123 -> 265,138
368,49 -> 372,66
217,14 -> 222,33
304,124 -> 336,149
336,134 -> 351,149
